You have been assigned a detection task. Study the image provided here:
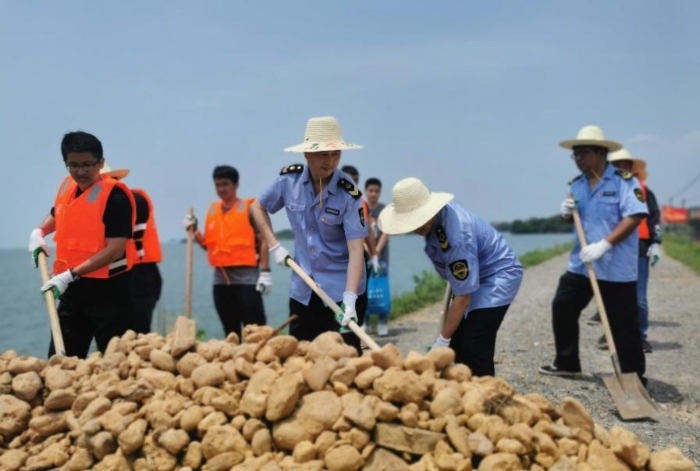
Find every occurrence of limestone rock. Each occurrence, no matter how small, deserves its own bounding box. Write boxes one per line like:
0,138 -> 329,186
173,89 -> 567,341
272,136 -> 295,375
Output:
239,368 -> 279,418
324,444 -> 364,471
266,373 -> 305,422
373,368 -> 428,404
374,423 -> 446,455
0,394 -> 31,436
11,371 -> 42,401
172,316 -> 196,357
191,363 -> 226,389
477,452 -> 521,470
649,447 -> 695,471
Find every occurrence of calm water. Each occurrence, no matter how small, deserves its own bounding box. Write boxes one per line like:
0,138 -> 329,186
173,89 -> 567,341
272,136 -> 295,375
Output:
0,232 -> 572,357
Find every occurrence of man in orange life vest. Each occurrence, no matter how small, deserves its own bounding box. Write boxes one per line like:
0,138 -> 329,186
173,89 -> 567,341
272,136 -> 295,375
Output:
28,131 -> 137,358
100,164 -> 163,334
183,166 -> 270,338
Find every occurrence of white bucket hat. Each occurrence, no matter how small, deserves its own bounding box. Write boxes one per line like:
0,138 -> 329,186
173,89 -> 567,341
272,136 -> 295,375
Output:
284,116 -> 364,153
609,148 -> 648,180
100,163 -> 130,180
377,178 -> 454,235
559,125 -> 622,152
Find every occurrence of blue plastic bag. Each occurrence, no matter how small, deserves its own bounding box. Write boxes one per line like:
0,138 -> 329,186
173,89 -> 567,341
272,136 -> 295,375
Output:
366,275 -> 392,315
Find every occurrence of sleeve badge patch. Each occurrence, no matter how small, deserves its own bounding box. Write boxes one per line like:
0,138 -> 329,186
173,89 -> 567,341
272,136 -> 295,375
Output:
358,208 -> 365,227
449,259 -> 469,281
436,225 -> 450,251
634,188 -> 646,203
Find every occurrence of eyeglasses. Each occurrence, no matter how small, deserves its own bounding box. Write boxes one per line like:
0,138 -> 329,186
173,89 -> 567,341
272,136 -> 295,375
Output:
66,161 -> 100,171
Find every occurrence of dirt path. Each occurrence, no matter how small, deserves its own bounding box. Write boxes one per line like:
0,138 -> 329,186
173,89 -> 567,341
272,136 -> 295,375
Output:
370,251 -> 700,464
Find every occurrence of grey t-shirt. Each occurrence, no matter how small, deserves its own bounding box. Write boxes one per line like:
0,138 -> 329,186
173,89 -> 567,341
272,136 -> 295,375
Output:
369,202 -> 389,265
209,202 -> 261,286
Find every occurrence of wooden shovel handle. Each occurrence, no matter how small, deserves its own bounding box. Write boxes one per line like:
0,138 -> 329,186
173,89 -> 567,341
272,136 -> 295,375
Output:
185,207 -> 194,319
38,252 -> 66,356
286,258 -> 381,352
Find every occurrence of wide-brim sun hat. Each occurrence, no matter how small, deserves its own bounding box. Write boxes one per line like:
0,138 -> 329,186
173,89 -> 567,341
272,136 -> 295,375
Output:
377,177 -> 454,235
559,125 -> 622,152
284,116 -> 364,153
100,163 -> 130,180
609,148 -> 647,180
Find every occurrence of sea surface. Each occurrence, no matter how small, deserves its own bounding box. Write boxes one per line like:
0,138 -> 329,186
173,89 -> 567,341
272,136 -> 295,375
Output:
0,232 -> 572,357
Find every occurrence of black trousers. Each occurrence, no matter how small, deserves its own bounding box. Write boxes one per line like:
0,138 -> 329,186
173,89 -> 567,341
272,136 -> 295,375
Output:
449,304 -> 509,377
48,301 -> 136,358
552,271 -> 645,380
289,292 -> 367,354
132,263 -> 163,333
213,284 -> 266,339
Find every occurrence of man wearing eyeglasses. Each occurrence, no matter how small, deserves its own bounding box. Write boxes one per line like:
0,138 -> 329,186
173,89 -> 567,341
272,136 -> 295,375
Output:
538,125 -> 648,386
28,131 -> 137,358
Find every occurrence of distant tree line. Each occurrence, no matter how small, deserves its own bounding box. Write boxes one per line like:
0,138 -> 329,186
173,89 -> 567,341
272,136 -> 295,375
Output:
492,215 -> 571,234
275,229 -> 295,240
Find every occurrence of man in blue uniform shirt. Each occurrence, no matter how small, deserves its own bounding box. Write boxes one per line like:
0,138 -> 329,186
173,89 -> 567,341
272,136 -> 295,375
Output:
378,177 -> 523,377
251,116 -> 368,352
539,125 -> 648,385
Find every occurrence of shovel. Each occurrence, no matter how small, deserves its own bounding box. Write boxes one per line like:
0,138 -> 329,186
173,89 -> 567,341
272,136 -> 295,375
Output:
572,206 -> 657,420
185,207 -> 195,319
286,258 -> 381,352
438,284 -> 453,334
37,252 -> 66,356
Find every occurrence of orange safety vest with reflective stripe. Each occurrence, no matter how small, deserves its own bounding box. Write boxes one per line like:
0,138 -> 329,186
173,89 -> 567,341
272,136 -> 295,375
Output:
204,198 -> 257,267
131,188 -> 163,264
53,176 -> 137,278
638,180 -> 650,240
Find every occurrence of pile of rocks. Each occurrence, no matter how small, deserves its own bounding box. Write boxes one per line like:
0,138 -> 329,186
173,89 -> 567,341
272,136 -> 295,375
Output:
0,317 -> 695,471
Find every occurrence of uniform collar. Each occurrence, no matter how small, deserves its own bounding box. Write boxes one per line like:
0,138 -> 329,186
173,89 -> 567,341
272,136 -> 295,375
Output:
302,166 -> 339,195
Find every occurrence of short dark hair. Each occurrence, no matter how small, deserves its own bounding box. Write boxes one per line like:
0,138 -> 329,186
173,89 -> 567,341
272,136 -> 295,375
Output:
60,131 -> 103,162
341,165 -> 359,178
212,165 -> 239,184
365,177 -> 382,189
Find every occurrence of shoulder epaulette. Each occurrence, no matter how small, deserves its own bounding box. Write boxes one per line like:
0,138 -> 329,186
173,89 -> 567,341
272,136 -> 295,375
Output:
337,178 -> 361,199
567,174 -> 584,185
615,169 -> 634,180
280,164 -> 304,175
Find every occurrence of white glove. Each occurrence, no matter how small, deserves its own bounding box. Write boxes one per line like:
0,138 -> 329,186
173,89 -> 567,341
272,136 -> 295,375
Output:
41,270 -> 75,298
560,198 -> 576,218
269,243 -> 291,267
431,334 -> 452,351
580,239 -> 613,263
257,271 -> 272,295
335,291 -> 358,329
648,243 -> 661,268
28,228 -> 49,268
182,214 -> 198,231
370,255 -> 380,275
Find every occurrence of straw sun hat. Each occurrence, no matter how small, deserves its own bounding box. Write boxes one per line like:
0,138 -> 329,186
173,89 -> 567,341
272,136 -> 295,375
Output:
378,178 -> 454,235
559,125 -> 622,152
609,148 -> 648,180
100,163 -> 130,180
284,116 -> 364,153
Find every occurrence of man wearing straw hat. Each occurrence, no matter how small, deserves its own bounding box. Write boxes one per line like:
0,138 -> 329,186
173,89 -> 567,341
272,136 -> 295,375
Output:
100,163 -> 163,334
251,116 -> 368,352
377,178 -> 523,377
539,125 -> 648,384
28,131 -> 137,357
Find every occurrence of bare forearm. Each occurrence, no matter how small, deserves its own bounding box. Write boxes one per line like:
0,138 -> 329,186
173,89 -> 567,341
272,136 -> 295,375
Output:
376,233 -> 389,254
605,216 -> 643,246
441,293 -> 470,339
251,201 -> 279,248
71,238 -> 128,277
38,214 -> 56,236
346,239 -> 365,294
258,234 -> 270,270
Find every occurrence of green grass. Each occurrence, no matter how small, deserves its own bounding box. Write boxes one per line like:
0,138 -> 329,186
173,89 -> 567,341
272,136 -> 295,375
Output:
387,242 -> 574,320
664,234 -> 700,275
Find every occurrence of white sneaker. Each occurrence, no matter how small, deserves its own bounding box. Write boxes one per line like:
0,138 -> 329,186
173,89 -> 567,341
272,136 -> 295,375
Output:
363,323 -> 373,334
377,322 -> 388,337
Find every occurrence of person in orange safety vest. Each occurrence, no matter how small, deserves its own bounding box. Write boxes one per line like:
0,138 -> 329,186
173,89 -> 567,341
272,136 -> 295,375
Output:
27,131 -> 137,358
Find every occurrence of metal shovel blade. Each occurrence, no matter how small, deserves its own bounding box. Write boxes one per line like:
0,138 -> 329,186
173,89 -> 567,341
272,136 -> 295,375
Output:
601,373 -> 658,420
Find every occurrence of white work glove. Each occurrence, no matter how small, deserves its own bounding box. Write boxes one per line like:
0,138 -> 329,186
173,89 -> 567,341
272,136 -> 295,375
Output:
182,213 -> 198,232
28,228 -> 49,268
430,334 -> 452,351
370,255 -> 380,275
257,271 -> 272,295
269,243 -> 291,267
41,270 -> 75,298
560,198 -> 576,218
336,291 -> 358,333
648,243 -> 661,268
579,240 -> 613,263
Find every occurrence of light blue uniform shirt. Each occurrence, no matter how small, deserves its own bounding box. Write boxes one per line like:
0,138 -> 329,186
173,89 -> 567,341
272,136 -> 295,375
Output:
425,202 -> 523,315
258,164 -> 368,305
568,163 -> 648,282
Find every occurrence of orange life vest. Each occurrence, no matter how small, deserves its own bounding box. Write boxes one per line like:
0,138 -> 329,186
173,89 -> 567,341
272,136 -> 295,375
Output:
638,180 -> 650,240
204,198 -> 257,267
131,188 -> 163,264
54,176 -> 137,278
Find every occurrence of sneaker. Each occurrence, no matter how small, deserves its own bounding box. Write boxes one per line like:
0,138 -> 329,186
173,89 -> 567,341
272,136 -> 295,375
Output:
642,340 -> 653,353
587,312 -> 601,325
363,323 -> 373,335
597,334 -> 608,350
538,364 -> 582,377
377,322 -> 389,337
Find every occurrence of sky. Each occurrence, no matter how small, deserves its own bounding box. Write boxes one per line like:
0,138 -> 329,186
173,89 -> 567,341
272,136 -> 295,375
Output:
1,1 -> 699,249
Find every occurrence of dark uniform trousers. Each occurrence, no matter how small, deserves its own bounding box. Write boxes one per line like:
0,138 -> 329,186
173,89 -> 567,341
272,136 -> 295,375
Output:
449,304 -> 509,377
213,284 -> 266,339
132,262 -> 163,334
552,271 -> 646,380
289,292 -> 367,354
